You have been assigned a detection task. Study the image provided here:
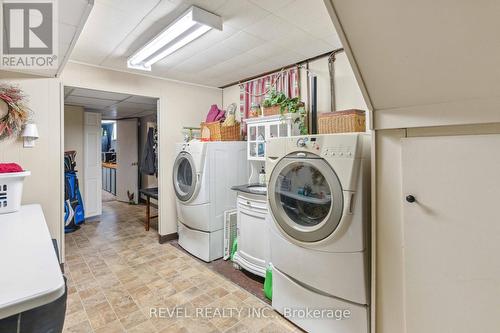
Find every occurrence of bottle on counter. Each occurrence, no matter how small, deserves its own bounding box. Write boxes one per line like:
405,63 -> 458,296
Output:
259,166 -> 266,185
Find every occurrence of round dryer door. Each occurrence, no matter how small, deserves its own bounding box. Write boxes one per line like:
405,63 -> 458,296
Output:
268,153 -> 344,242
173,152 -> 197,202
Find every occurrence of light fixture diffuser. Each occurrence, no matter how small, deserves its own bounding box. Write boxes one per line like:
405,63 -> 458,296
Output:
127,6 -> 222,71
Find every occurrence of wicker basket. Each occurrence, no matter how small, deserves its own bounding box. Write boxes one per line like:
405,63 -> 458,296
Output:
318,110 -> 366,134
262,105 -> 281,116
201,121 -> 241,141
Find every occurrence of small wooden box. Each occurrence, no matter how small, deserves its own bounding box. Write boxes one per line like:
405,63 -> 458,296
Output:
318,110 -> 366,134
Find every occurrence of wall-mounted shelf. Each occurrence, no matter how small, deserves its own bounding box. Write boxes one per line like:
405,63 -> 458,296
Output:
244,114 -> 301,161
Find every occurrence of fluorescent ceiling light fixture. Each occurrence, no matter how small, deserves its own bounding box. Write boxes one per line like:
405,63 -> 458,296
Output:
128,6 -> 222,71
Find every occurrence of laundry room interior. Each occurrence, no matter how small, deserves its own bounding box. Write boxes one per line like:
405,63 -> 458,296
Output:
1,1 -> 499,333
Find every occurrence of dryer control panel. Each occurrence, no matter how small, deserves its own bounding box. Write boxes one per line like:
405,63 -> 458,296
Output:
321,146 -> 354,158
289,135 -> 359,158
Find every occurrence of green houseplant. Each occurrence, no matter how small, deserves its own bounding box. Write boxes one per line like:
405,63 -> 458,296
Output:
262,89 -> 307,135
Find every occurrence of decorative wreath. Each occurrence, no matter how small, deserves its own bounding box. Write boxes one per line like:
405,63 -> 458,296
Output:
0,84 -> 31,140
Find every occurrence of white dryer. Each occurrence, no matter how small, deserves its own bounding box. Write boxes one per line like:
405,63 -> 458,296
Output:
266,133 -> 371,333
173,141 -> 247,262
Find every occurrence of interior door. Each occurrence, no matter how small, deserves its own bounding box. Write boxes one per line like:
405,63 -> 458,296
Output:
401,134 -> 500,333
116,119 -> 138,203
83,112 -> 102,217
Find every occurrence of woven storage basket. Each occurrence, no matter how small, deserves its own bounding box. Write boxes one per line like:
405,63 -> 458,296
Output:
318,109 -> 366,134
201,121 -> 241,141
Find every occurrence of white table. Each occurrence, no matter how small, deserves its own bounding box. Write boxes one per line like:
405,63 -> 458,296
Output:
0,204 -> 65,320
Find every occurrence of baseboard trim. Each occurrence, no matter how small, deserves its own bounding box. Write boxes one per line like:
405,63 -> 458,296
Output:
159,232 -> 178,244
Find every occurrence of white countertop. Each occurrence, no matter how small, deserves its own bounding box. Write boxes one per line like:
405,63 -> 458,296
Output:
0,204 -> 65,319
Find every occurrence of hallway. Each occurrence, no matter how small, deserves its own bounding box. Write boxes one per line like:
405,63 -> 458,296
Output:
63,200 -> 297,333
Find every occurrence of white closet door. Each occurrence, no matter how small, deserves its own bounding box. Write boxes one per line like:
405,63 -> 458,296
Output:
116,119 -> 138,204
83,112 -> 102,217
401,134 -> 500,333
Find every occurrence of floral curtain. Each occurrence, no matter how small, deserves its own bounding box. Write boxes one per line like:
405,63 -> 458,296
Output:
239,66 -> 300,122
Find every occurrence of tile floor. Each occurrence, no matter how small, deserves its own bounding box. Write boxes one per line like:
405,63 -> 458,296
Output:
63,199 -> 299,333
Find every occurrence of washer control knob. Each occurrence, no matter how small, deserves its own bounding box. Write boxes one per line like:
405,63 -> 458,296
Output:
297,138 -> 307,147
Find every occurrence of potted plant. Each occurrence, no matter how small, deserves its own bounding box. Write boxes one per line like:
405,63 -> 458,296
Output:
282,97 -> 307,135
262,89 -> 287,116
261,88 -> 308,134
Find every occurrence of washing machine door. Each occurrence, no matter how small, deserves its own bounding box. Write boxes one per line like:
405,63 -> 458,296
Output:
173,152 -> 197,202
268,153 -> 344,242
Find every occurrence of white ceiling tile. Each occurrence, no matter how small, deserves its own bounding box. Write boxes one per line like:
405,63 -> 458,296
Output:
248,0 -> 294,13
59,23 -> 77,45
245,42 -> 288,60
272,28 -> 310,50
274,0 -> 335,37
71,88 -> 130,101
268,51 -> 305,67
69,0 -> 339,86
217,0 -> 270,30
292,38 -> 334,57
98,0 -> 161,13
220,31 -> 264,52
71,1 -> 158,65
66,96 -> 119,107
167,0 -> 229,12
200,45 -> 242,65
126,95 -> 158,105
322,33 -> 343,49
116,101 -> 155,110
59,0 -> 90,26
244,15 -> 300,42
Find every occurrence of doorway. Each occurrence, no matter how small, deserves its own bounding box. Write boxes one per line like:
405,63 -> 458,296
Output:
63,86 -> 160,234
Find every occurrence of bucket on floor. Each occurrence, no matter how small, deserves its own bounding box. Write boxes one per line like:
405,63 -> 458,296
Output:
0,171 -> 30,214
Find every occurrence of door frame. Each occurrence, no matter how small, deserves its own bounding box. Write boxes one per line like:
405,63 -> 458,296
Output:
61,85 -> 162,260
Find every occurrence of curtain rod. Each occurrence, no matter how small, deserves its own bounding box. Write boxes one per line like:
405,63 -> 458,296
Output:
219,48 -> 344,89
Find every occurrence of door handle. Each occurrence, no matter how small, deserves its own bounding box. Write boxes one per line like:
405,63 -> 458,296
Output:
405,195 -> 416,203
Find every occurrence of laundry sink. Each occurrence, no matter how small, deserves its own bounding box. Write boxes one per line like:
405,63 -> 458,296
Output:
247,185 -> 267,194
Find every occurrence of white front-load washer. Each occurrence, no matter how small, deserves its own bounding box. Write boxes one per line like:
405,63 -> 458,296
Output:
173,141 -> 247,262
266,133 -> 371,333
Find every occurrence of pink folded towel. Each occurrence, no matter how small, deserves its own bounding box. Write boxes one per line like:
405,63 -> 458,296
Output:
0,163 -> 23,173
205,104 -> 226,123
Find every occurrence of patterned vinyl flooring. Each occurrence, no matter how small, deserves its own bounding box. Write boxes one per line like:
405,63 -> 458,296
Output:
63,199 -> 298,333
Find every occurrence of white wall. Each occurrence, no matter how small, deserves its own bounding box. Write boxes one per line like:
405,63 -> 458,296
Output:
222,84 -> 240,115
299,54 -> 367,113
64,104 -> 85,199
222,53 -> 368,123
0,73 -> 63,254
62,62 -> 222,237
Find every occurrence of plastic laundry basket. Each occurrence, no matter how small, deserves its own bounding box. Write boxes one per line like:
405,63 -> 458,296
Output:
0,171 -> 30,214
